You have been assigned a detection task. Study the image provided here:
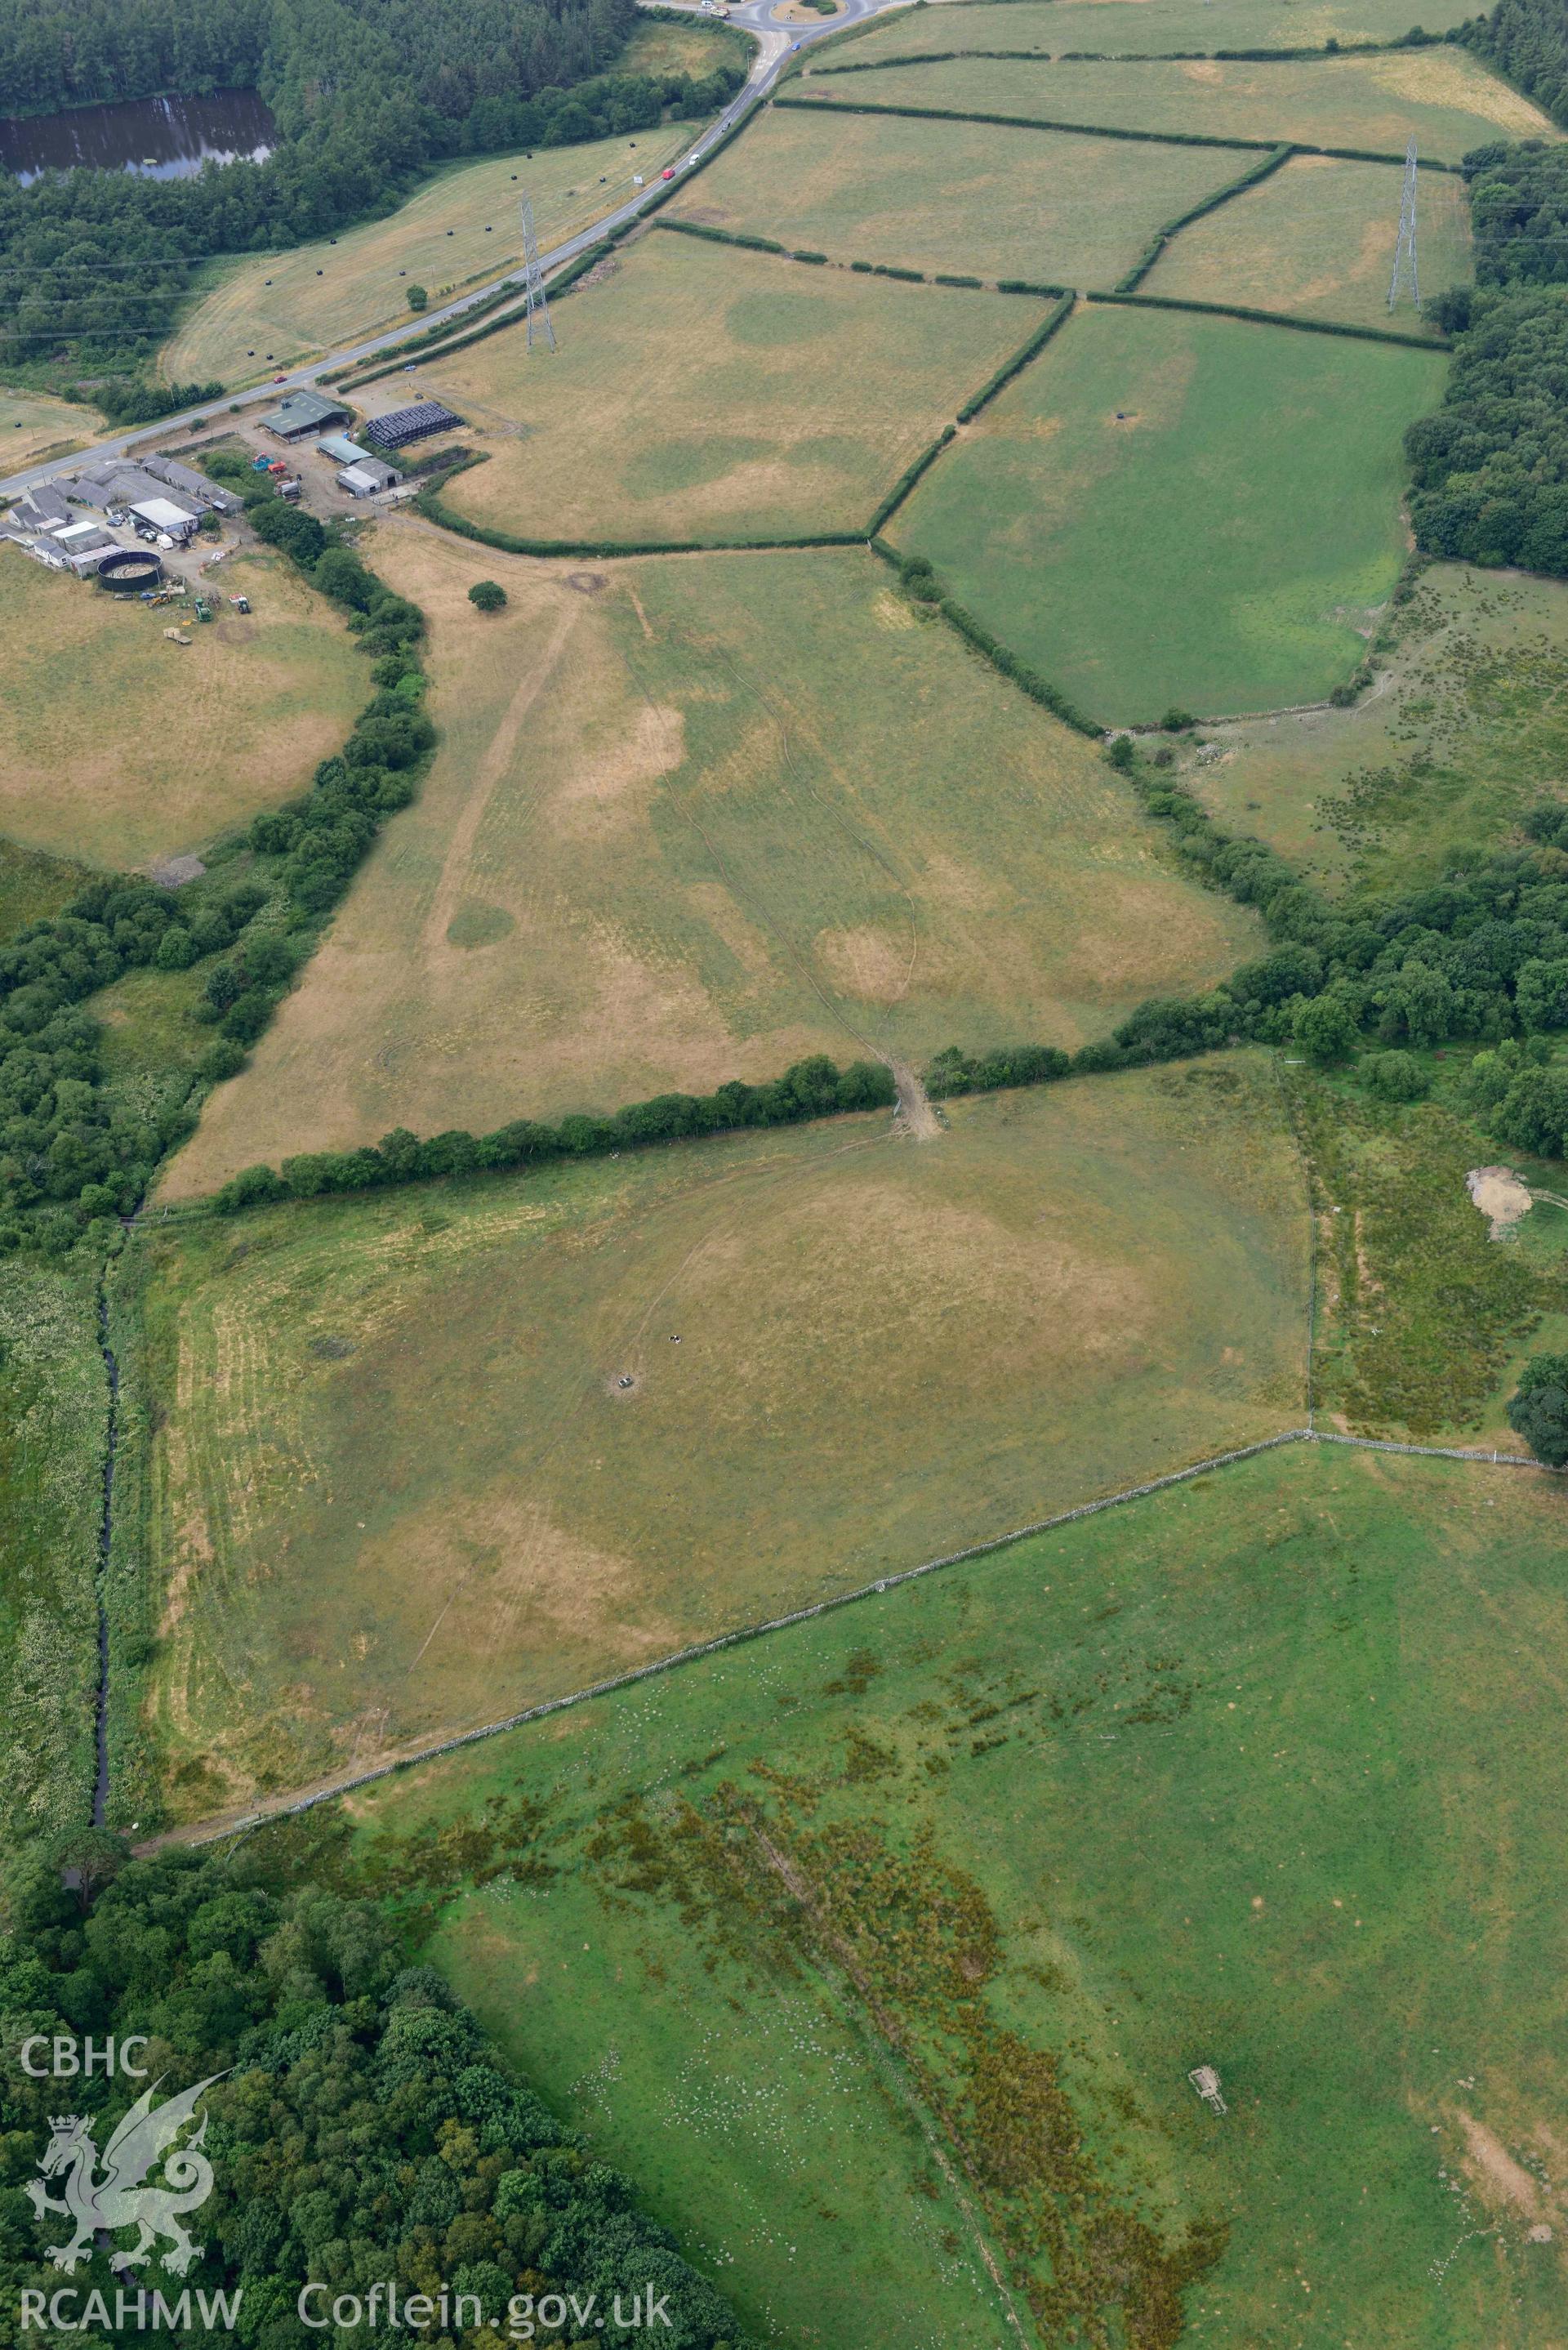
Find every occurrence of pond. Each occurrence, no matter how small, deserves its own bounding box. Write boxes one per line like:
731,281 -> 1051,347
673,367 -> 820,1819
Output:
0,87 -> 274,184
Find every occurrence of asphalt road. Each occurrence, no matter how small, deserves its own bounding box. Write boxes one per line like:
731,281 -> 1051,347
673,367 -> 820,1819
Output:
0,0 -> 904,500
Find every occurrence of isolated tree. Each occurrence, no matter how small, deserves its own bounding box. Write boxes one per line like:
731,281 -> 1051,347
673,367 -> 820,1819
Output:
1507,1352 -> 1568,1467
469,579 -> 507,612
407,283 -> 429,310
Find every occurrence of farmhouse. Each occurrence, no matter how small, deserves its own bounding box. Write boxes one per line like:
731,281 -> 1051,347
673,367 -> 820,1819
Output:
363,399 -> 463,450
262,389 -> 353,443
10,484 -> 72,532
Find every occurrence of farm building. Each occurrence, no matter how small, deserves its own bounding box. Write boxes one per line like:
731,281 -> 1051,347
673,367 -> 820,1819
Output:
128,497 -> 198,546
10,484 -> 72,532
141,455 -> 242,515
363,399 -> 462,451
69,462 -> 216,525
261,390 -> 352,443
337,458 -> 398,497
317,433 -> 375,466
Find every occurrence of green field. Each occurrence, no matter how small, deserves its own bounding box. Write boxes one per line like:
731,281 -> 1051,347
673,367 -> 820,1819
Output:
165,530 -> 1259,1193
133,1061 -> 1307,1821
335,1438 -> 1568,2350
891,301 -> 1449,720
823,0 -> 1486,65
1188,565 -> 1568,893
424,231 -> 1041,544
1145,151 -> 1471,327
158,131 -> 702,389
672,105 -> 1245,284
0,1262 -> 105,1854
804,47 -> 1556,161
0,544 -> 366,870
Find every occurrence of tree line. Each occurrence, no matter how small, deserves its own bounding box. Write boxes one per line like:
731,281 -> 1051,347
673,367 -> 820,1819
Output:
0,1834 -> 748,2348
1404,132 -> 1568,572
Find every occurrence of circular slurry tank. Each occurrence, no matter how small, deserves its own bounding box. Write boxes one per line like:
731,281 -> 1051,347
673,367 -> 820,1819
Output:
97,547 -> 163,594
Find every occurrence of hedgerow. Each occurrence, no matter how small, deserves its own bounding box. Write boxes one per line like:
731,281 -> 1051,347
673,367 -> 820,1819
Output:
1085,288 -> 1450,348
213,1056 -> 898,1211
866,425 -> 957,533
1113,143 -> 1291,293
955,290 -> 1074,421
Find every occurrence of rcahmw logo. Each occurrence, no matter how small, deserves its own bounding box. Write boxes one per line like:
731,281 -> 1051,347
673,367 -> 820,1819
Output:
16,2036 -> 242,2332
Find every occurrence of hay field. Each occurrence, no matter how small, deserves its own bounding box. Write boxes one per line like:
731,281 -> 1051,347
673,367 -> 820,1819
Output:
826,0 -> 1483,64
0,385 -> 90,466
163,533 -> 1260,1193
158,132 -> 684,387
672,105 -> 1244,283
425,232 -> 1037,543
1188,565 -> 1568,894
813,47 -> 1557,161
1145,151 -> 1471,327
136,1060 -> 1307,1817
341,1440 -> 1568,2350
890,301 -> 1448,721
0,544 -> 365,870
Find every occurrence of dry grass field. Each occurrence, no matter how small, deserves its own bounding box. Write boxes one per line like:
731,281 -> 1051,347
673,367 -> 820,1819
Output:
0,543 -> 366,870
828,0 -> 1485,62
136,1059 -> 1307,1818
891,300 -> 1448,720
1145,150 -> 1471,324
162,531 -> 1260,1193
0,385 -> 90,466
423,230 -> 1040,542
810,47 -> 1557,162
671,105 -> 1244,284
158,132 -> 686,387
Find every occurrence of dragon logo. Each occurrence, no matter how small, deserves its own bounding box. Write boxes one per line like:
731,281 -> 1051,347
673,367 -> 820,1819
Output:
25,2075 -> 224,2278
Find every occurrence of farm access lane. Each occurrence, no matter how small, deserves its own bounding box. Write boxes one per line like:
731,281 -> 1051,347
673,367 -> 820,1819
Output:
0,0 -> 908,503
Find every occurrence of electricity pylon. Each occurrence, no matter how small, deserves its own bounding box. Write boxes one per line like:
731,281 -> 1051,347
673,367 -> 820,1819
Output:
1388,136 -> 1420,312
520,194 -> 556,351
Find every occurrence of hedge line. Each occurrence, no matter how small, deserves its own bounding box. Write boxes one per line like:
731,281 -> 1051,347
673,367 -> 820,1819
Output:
1085,287 -> 1450,349
773,92 -> 1462,167
1113,143 -> 1290,293
654,217 -> 785,254
412,455 -> 864,556
813,34 -> 1428,70
869,539 -> 1104,738
327,273 -> 524,386
776,91 -> 1279,150
213,1056 -> 898,1213
347,238 -> 616,387
866,424 -> 956,533
956,290 -> 1075,421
